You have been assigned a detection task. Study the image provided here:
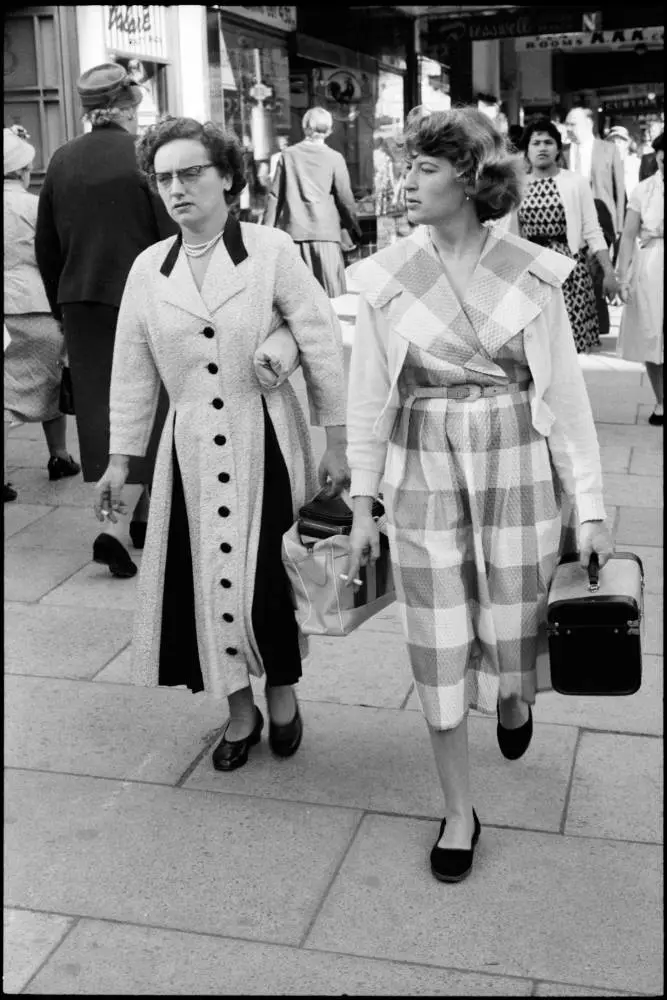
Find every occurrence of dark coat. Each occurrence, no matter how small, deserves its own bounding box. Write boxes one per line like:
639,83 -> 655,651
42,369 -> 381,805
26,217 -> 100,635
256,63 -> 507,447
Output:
35,123 -> 176,320
639,152 -> 658,183
563,138 -> 625,236
262,139 -> 362,243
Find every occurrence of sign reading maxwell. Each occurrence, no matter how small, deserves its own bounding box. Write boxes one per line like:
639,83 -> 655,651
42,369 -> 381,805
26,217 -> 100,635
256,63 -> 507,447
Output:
219,7 -> 297,33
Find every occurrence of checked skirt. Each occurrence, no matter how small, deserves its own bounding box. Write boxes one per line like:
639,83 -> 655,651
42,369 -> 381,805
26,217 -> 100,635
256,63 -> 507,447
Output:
383,338 -> 577,731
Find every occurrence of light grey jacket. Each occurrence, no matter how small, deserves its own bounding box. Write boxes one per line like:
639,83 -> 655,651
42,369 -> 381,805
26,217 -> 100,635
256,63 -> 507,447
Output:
109,218 -> 347,698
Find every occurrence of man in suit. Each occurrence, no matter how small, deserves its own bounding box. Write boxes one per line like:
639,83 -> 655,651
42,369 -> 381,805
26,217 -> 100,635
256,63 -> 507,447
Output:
35,62 -> 176,577
639,150 -> 658,182
263,106 -> 362,297
564,106 -> 626,335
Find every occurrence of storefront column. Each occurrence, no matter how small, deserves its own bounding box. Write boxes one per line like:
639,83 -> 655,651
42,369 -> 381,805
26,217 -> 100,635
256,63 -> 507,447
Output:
176,6 -> 210,120
403,15 -> 420,114
76,5 -> 107,73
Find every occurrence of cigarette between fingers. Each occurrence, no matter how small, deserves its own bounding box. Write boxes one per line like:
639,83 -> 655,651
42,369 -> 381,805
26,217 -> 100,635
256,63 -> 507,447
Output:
339,573 -> 363,585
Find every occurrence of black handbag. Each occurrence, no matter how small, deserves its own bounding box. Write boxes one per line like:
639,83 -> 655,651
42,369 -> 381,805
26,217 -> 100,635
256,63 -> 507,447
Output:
297,488 -> 385,540
547,552 -> 644,696
58,366 -> 75,415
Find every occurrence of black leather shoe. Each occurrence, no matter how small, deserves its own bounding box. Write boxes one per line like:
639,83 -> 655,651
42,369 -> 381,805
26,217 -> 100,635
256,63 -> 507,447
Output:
47,454 -> 81,480
129,520 -> 147,549
92,533 -> 138,579
268,699 -> 303,758
4,483 -> 17,502
497,702 -> 533,760
648,411 -> 663,427
430,809 -> 481,883
212,708 -> 264,771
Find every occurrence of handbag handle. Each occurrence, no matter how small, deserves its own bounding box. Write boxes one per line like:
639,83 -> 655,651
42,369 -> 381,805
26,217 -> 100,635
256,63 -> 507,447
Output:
587,552 -> 600,592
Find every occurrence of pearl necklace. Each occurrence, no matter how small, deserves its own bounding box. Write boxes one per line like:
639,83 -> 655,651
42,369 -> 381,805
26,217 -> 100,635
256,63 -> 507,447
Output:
182,230 -> 224,258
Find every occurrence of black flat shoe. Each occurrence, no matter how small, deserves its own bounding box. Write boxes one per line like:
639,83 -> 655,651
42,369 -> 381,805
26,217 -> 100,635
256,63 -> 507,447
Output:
129,520 -> 147,549
268,698 -> 303,758
648,411 -> 663,426
212,708 -> 264,771
497,703 -> 533,760
4,483 -> 17,502
92,533 -> 137,579
47,454 -> 81,480
430,809 -> 481,883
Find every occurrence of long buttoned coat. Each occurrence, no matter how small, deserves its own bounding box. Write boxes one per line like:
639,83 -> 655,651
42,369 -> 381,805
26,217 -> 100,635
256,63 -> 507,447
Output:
109,218 -> 347,699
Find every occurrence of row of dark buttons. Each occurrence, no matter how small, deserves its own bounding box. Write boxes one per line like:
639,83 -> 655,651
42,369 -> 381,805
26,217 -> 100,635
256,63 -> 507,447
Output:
203,326 -> 236,655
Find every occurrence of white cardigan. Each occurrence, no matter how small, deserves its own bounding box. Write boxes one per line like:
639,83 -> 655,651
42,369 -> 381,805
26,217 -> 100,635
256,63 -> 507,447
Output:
506,167 -> 607,256
346,226 -> 606,524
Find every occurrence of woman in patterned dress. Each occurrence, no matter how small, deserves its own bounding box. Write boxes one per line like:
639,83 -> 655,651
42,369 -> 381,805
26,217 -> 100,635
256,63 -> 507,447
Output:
517,118 -> 620,353
344,108 -> 614,882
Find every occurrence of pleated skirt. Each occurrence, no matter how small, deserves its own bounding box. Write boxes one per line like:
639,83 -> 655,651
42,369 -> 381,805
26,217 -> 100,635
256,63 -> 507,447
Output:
4,312 -> 64,423
296,241 -> 346,297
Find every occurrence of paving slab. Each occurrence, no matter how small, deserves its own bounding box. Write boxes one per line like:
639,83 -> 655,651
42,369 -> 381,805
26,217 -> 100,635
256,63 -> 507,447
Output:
534,982 -> 649,997
4,465 -> 93,507
622,545 -> 663,593
40,554 -> 144,610
534,655 -> 662,736
603,473 -> 662,508
586,400 -> 639,425
565,732 -> 663,844
638,402 -> 664,424
3,909 -> 74,995
4,770 -> 361,946
5,435 -> 53,470
300,630 -> 413,708
616,507 -> 664,546
92,646 -> 133,683
3,503 -> 53,538
629,450 -> 662,476
4,675 -> 226,784
595,424 -> 662,451
4,604 -> 132,679
4,548 -> 92,602
305,816 -> 663,995
642,593 -> 663,656
5,506 -> 104,551
186,703 -> 577,833
23,919 -> 533,996
598,446 -> 632,474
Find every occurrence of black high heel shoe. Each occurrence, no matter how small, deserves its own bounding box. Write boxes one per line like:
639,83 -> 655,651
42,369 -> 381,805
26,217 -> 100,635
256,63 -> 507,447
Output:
92,533 -> 137,579
212,708 -> 264,771
497,702 -> 533,760
268,697 -> 303,758
129,520 -> 147,549
430,809 -> 481,883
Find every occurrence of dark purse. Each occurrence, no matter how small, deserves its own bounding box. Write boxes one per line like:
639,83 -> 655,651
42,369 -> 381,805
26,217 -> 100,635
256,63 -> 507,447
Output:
58,365 -> 75,415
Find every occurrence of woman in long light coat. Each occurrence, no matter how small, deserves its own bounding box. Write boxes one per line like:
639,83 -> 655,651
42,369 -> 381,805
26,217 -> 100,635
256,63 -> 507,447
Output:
95,116 -> 348,771
616,131 -> 664,426
344,108 -> 613,883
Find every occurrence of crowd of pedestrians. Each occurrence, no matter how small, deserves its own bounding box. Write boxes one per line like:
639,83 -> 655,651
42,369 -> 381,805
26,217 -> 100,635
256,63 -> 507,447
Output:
3,61 -> 663,883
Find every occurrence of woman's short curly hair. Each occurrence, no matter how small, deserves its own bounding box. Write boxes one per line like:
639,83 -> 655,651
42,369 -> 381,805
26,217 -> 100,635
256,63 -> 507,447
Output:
519,117 -> 563,153
401,106 -> 523,222
135,115 -> 246,203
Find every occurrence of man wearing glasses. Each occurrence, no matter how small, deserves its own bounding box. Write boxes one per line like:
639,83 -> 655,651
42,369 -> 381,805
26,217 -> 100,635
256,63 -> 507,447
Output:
35,63 -> 177,578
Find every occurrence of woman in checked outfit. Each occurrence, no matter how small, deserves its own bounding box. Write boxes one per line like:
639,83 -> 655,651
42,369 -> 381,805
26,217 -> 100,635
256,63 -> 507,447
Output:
344,108 -> 613,882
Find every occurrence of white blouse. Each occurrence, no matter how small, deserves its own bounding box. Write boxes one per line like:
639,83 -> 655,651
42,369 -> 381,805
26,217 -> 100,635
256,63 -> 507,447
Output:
628,171 -> 664,244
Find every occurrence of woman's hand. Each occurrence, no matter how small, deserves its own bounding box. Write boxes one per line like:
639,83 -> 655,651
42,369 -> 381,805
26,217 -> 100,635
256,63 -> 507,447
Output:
617,278 -> 631,304
602,270 -> 620,302
579,519 -> 614,572
318,426 -> 350,498
94,459 -> 130,524
344,512 -> 381,589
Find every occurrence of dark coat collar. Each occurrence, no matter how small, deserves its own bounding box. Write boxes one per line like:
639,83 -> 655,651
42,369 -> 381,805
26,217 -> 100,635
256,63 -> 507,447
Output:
159,213 -> 248,277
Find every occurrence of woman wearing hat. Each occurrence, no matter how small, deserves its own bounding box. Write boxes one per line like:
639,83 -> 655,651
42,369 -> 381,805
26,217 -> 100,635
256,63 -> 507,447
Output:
606,125 -> 641,201
4,125 -> 80,501
616,132 -> 664,426
35,63 -> 176,575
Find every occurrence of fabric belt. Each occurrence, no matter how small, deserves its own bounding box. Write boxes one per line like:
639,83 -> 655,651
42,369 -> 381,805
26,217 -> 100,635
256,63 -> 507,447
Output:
639,236 -> 663,250
408,380 -> 532,402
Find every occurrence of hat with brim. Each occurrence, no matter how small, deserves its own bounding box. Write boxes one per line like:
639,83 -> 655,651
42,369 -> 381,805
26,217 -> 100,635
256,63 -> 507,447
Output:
77,62 -> 143,111
4,127 -> 35,175
607,126 -> 630,142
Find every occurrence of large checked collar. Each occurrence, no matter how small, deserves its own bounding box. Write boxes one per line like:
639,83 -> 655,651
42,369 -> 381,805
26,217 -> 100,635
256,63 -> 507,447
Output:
159,212 -> 249,277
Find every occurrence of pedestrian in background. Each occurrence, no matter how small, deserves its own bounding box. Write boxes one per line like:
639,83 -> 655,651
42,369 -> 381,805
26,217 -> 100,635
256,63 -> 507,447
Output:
263,106 -> 362,297
564,107 -> 625,335
616,132 -> 664,426
517,118 -> 619,353
94,115 -> 348,771
35,63 -> 177,578
4,125 -> 80,498
606,125 -> 641,200
345,106 -> 613,883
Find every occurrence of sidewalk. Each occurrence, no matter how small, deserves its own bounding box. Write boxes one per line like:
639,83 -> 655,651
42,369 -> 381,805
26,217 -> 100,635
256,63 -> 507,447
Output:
4,304 -> 663,996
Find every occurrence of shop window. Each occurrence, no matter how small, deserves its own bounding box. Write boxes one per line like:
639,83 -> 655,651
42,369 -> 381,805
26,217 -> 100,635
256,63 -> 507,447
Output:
111,55 -> 168,133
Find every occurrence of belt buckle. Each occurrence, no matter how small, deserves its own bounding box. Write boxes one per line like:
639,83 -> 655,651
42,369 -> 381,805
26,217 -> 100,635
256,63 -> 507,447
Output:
461,385 -> 482,400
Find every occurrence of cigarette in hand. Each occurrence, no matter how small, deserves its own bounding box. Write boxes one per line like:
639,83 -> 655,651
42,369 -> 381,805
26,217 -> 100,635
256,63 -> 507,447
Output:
339,573 -> 362,586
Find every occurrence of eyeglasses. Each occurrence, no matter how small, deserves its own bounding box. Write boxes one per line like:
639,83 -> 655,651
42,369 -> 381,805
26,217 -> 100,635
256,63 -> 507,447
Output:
149,163 -> 215,188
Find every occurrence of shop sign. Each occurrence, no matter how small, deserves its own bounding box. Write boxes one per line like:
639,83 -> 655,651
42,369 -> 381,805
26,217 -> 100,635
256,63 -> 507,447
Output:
218,7 -> 297,33
104,5 -> 167,58
425,9 -> 582,47
516,27 -> 664,52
